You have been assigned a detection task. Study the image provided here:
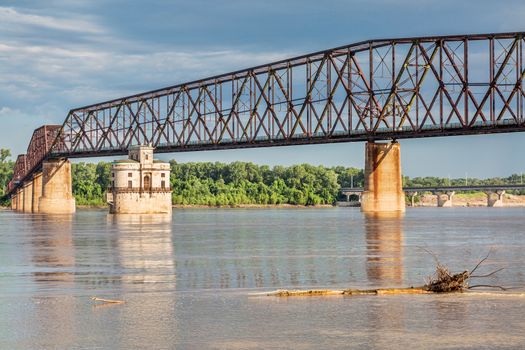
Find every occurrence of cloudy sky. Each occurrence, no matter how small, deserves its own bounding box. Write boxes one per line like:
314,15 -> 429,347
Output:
1,0 -> 524,178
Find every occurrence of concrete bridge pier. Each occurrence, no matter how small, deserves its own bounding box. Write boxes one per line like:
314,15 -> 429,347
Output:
11,193 -> 17,210
486,190 -> 505,207
341,190 -> 362,205
361,141 -> 405,213
32,173 -> 43,213
16,188 -> 23,212
22,181 -> 33,213
356,193 -> 362,204
437,191 -> 455,207
38,159 -> 76,214
407,191 -> 418,207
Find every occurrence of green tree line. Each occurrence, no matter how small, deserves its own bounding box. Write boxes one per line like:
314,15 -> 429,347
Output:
169,161 -> 362,206
1,147 -> 524,206
70,161 -> 362,206
0,149 -> 15,202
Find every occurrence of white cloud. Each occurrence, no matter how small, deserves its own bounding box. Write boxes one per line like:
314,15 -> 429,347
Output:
0,39 -> 293,104
0,5 -> 291,156
0,6 -> 103,34
0,24 -> 293,159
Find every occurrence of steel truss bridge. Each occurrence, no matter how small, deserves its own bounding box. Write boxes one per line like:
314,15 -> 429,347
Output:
7,32 -> 525,196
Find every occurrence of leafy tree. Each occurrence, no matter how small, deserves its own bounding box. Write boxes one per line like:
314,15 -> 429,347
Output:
71,162 -> 105,206
0,149 -> 15,204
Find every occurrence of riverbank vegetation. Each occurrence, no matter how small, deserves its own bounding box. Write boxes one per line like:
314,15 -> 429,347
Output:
0,149 -> 15,204
0,147 -> 524,207
68,161 -> 525,206
69,161 -> 363,206
169,161 -> 360,206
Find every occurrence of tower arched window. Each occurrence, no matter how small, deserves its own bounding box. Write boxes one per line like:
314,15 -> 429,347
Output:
144,175 -> 151,190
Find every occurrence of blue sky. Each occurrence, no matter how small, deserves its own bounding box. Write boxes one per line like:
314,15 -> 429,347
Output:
1,0 -> 524,178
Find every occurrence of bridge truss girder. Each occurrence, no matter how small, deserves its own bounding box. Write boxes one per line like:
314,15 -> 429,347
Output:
52,32 -> 525,158
8,125 -> 61,193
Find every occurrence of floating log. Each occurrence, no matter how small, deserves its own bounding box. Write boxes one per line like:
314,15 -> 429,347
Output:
267,250 -> 506,297
91,297 -> 125,304
267,287 -> 431,297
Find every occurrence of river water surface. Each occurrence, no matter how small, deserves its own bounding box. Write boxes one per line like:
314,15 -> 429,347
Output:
1,208 -> 525,349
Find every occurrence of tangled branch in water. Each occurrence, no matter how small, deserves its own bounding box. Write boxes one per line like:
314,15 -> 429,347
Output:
422,248 -> 506,293
266,249 -> 508,297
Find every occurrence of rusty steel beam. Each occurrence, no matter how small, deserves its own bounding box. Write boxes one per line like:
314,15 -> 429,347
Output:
7,126 -> 61,193
50,31 -> 525,158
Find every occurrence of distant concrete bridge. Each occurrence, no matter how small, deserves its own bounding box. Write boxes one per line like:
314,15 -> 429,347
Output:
340,184 -> 525,207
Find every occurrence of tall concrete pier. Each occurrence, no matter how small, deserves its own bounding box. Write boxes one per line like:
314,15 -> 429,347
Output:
32,173 -> 43,213
22,181 -> 33,213
11,194 -> 17,210
38,159 -> 76,214
16,188 -> 23,212
361,141 -> 405,213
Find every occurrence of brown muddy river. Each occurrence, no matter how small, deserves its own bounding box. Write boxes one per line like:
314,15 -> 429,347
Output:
1,208 -> 524,349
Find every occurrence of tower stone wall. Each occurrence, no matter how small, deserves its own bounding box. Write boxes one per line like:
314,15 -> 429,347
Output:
108,146 -> 172,214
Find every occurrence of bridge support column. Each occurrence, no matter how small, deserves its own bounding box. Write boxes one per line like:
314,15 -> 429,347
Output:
361,141 -> 405,213
32,172 -> 43,213
437,191 -> 455,207
16,188 -> 23,212
486,190 -> 505,207
38,159 -> 76,214
11,194 -> 17,210
407,191 -> 418,207
22,181 -> 33,213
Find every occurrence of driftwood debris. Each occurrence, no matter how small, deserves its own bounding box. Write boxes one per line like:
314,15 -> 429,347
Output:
267,287 -> 431,297
267,250 -> 506,297
91,297 -> 125,304
422,248 -> 506,292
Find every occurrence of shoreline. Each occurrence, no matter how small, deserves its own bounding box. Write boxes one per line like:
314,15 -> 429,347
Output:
75,203 -> 337,209
5,203 -> 525,210
4,193 -> 525,210
172,203 -> 335,209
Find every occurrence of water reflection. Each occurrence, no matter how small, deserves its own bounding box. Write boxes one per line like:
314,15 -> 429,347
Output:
3,208 -> 525,349
362,212 -> 407,348
110,214 -> 175,291
29,214 -> 75,285
364,212 -> 404,286
172,210 -> 359,290
28,214 -> 76,348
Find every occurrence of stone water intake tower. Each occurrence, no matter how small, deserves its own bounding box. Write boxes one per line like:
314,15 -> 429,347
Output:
107,145 -> 172,214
